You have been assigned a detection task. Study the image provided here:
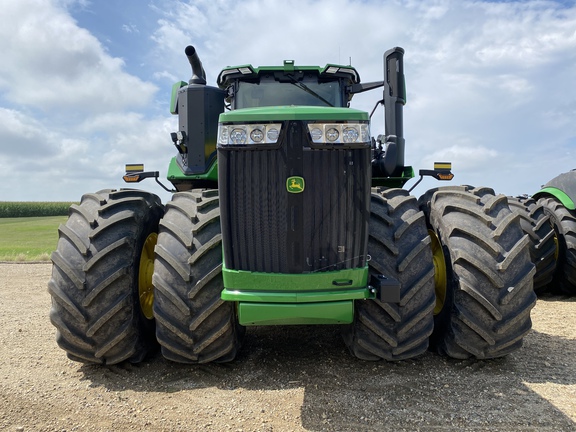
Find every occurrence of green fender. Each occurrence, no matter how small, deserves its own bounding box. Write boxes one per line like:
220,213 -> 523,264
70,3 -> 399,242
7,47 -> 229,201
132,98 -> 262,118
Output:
533,170 -> 576,210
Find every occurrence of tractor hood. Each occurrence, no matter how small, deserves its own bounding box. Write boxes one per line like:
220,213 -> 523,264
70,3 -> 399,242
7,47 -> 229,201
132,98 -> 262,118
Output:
218,105 -> 369,123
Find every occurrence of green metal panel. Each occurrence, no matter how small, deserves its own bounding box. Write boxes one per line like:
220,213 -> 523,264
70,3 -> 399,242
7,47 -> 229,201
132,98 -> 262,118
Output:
170,81 -> 188,115
222,267 -> 370,325
222,266 -> 369,292
237,301 -> 354,326
219,106 -> 369,123
166,156 -> 218,182
371,166 -> 415,188
221,287 -> 372,303
534,187 -> 575,210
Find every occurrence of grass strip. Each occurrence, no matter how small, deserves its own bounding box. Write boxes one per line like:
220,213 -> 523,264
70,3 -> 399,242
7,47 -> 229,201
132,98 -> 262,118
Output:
0,216 -> 68,261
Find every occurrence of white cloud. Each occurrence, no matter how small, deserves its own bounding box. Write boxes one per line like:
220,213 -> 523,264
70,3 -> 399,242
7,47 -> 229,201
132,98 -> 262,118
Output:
149,0 -> 411,86
0,0 -> 157,114
423,143 -> 499,171
0,108 -> 56,156
0,110 -> 174,202
0,0 -> 170,201
122,23 -> 139,34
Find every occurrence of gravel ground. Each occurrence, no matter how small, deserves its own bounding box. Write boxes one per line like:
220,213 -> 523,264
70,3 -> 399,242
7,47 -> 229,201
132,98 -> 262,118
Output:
1,262 -> 576,431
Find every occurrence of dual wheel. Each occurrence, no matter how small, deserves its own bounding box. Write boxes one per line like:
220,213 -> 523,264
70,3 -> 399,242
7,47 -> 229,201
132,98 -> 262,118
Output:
419,186 -> 536,358
343,186 -> 536,360
508,195 -> 576,295
49,186 -> 536,365
49,188 -> 242,365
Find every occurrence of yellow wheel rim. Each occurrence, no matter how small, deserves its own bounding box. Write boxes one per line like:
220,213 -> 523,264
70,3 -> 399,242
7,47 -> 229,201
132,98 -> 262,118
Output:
138,232 -> 157,320
429,229 -> 447,315
553,232 -> 559,261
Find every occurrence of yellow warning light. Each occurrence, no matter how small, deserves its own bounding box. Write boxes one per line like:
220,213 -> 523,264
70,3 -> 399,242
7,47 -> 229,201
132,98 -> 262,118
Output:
125,164 -> 144,173
438,173 -> 454,181
434,162 -> 452,171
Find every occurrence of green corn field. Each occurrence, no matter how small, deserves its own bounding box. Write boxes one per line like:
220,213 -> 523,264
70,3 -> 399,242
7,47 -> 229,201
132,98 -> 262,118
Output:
0,202 -> 76,261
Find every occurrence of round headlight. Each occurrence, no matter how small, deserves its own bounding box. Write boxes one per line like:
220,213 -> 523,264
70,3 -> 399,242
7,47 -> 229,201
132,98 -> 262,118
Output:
267,128 -> 279,142
326,127 -> 339,142
250,128 -> 264,143
342,127 -> 359,143
230,128 -> 247,144
310,127 -> 323,141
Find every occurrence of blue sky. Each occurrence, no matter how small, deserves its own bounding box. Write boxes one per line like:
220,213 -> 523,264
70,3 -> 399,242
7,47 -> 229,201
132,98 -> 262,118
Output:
0,0 -> 575,202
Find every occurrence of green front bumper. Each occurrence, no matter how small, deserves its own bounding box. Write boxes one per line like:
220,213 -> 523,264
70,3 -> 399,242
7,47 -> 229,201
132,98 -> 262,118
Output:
221,266 -> 372,326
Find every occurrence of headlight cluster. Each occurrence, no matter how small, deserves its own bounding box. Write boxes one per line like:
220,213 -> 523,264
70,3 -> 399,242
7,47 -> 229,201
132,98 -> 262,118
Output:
218,123 -> 282,145
307,122 -> 370,144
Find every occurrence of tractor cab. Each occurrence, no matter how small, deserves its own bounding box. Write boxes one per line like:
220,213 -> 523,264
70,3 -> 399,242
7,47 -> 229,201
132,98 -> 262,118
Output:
217,61 -> 360,109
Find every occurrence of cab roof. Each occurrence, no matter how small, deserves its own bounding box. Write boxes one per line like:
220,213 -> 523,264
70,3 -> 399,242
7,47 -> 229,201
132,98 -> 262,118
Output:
217,61 -> 361,89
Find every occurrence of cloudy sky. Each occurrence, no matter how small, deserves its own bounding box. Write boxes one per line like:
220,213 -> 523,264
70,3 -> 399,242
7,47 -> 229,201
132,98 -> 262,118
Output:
1,0 -> 575,202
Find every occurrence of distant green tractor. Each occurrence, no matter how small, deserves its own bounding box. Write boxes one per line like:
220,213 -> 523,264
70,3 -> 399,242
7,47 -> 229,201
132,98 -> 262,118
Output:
48,45 -> 536,365
510,170 -> 576,295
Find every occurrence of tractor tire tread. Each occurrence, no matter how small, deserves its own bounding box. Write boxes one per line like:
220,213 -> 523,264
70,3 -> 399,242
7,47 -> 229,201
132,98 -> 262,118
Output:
48,189 -> 164,365
421,186 -> 536,359
342,188 -> 435,361
153,190 -> 243,364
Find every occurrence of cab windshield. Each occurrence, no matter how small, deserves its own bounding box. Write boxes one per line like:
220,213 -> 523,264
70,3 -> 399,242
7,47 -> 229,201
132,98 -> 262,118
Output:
235,79 -> 343,109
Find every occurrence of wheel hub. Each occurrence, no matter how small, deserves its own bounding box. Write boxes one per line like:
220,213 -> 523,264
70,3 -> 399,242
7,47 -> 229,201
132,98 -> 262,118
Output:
553,232 -> 559,261
138,232 -> 158,320
429,230 -> 447,315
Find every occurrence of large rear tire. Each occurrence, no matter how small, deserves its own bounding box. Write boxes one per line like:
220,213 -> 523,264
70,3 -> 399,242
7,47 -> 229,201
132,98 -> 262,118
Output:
538,196 -> 576,295
152,189 -> 244,363
342,188 -> 435,361
507,196 -> 556,294
420,186 -> 536,359
48,189 -> 164,364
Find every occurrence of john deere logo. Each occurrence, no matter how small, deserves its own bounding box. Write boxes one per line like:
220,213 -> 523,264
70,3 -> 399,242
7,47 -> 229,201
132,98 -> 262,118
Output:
286,176 -> 305,193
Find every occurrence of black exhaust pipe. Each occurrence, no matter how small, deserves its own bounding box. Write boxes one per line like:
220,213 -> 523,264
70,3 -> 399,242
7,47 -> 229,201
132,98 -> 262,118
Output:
185,45 -> 206,85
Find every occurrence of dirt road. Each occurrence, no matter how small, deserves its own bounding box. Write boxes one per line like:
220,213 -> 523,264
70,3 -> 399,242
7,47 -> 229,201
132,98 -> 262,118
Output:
1,263 -> 576,431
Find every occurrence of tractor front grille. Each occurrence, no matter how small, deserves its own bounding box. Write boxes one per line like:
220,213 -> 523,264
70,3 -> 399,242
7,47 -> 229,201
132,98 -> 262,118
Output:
218,120 -> 370,274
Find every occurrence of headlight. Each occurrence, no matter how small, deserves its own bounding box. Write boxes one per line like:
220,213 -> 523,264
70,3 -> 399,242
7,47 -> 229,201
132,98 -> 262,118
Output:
342,127 -> 359,143
218,123 -> 282,146
230,128 -> 247,144
326,127 -> 339,142
307,122 -> 369,145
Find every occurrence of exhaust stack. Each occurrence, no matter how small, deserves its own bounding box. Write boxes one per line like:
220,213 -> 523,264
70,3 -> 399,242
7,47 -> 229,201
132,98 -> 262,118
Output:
185,45 -> 206,85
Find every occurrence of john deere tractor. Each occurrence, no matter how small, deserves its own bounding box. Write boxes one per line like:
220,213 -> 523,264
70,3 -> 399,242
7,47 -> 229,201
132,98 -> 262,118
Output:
509,170 -> 576,295
48,45 -> 536,365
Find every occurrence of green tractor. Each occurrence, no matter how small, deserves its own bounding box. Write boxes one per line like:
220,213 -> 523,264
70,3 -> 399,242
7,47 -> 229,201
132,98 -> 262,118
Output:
48,45 -> 536,365
509,170 -> 576,295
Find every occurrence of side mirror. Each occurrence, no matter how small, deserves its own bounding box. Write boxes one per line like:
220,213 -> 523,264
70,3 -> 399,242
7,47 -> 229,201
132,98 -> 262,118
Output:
382,47 -> 406,175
